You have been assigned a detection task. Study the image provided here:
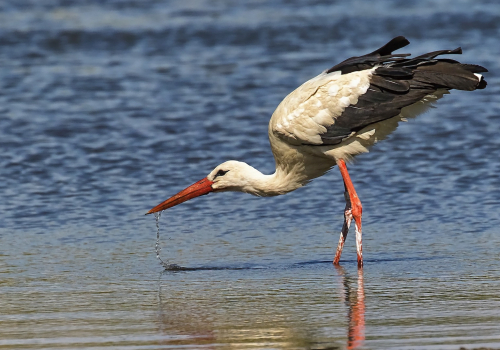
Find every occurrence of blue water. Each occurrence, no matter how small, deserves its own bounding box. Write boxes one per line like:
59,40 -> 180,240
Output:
1,0 -> 499,349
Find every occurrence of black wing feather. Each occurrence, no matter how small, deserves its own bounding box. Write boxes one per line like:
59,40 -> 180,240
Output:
326,36 -> 410,74
318,36 -> 488,145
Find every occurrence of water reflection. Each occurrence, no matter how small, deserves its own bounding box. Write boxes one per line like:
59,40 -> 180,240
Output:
157,272 -> 217,348
156,264 -> 366,349
335,266 -> 365,350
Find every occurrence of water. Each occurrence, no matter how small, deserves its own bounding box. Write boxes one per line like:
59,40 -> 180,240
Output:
1,0 -> 500,349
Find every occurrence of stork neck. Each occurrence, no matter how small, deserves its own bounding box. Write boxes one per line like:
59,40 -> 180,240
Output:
243,167 -> 302,197
245,160 -> 331,197
228,153 -> 334,197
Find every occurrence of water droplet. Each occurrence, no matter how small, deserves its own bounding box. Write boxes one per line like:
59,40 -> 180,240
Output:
154,212 -> 180,270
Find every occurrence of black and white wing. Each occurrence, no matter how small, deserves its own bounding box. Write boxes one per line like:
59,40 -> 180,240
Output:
270,36 -> 487,147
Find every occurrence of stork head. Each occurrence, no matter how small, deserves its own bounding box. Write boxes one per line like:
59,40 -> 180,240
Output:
146,160 -> 262,214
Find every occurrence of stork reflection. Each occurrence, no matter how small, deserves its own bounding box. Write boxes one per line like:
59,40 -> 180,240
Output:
335,265 -> 365,349
156,265 -> 366,349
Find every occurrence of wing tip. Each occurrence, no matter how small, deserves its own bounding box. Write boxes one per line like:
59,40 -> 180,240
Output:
371,36 -> 410,56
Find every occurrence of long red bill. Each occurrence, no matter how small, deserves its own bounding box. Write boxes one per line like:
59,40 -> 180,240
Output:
146,177 -> 214,214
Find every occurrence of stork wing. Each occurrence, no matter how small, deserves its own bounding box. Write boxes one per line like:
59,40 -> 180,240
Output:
271,36 -> 487,147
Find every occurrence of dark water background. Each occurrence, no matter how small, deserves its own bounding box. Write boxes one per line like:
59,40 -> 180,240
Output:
1,0 -> 499,349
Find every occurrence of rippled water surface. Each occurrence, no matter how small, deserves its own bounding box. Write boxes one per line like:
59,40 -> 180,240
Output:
1,0 -> 500,349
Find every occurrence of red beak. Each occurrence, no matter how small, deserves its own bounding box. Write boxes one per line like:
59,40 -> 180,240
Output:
146,177 -> 214,214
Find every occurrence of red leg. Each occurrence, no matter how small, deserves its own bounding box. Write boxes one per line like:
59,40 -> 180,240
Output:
334,159 -> 363,268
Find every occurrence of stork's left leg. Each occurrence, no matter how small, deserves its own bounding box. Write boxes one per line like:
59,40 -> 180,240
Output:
333,186 -> 353,265
336,159 -> 363,268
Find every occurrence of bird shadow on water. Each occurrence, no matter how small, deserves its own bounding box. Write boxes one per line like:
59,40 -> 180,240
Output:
158,255 -> 441,272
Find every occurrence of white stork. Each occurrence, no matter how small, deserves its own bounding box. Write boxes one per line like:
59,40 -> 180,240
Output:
147,36 -> 487,268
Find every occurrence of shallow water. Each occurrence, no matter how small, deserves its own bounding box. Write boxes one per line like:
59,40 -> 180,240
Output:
1,0 -> 500,349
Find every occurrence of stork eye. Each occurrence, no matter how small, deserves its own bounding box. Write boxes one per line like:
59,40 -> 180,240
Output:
215,169 -> 229,178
